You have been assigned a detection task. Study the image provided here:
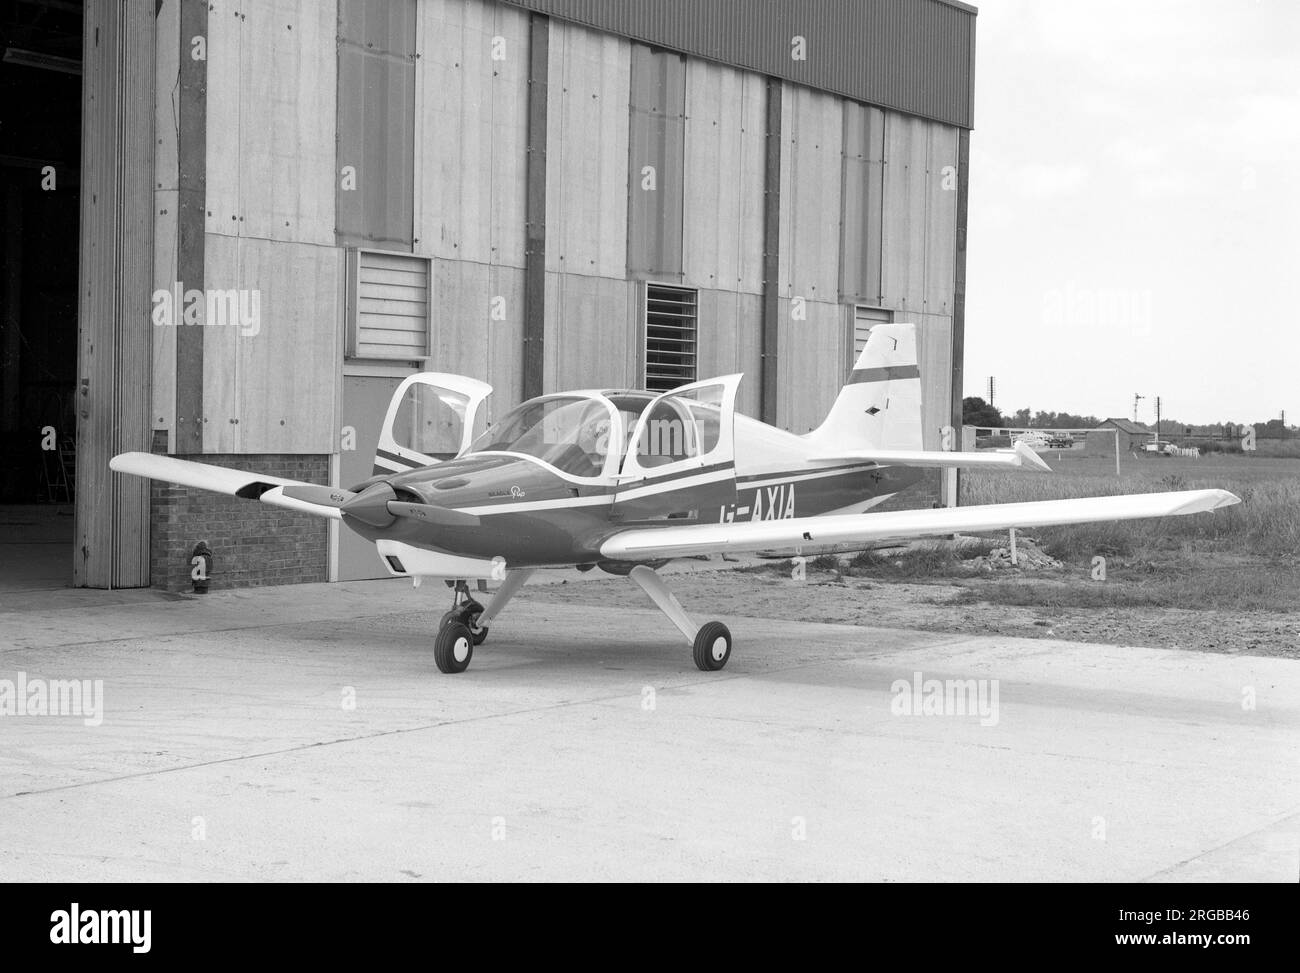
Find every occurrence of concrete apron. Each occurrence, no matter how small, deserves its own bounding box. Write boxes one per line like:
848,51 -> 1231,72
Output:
1,579 -> 1297,881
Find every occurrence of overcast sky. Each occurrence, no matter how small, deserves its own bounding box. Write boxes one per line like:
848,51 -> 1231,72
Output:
963,0 -> 1299,426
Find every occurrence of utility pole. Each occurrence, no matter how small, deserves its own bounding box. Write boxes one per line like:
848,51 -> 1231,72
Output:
1156,395 -> 1161,439
987,376 -> 995,408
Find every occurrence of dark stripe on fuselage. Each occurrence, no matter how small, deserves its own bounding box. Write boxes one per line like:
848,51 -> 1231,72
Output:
375,448 -> 422,470
847,364 -> 921,384
735,462 -> 872,484
624,459 -> 735,487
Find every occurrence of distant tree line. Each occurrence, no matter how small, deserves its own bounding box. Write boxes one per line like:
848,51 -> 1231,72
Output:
961,397 -> 1296,439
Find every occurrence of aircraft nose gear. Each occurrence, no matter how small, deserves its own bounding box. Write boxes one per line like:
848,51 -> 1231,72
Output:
440,580 -> 489,647
628,565 -> 733,672
431,570 -> 536,673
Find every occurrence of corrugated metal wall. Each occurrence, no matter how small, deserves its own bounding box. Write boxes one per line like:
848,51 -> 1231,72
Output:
501,0 -> 976,129
545,21 -> 629,279
152,0 -> 180,442
682,58 -> 765,418
776,84 -> 843,433
77,0 -> 155,587
201,236 -> 341,453
194,0 -> 340,455
149,1 -> 966,466
627,45 -> 686,279
543,20 -> 637,392
412,0 -> 529,415
415,0 -> 528,268
839,102 -> 885,303
880,112 -> 957,317
335,0 -> 417,249
681,60 -> 765,295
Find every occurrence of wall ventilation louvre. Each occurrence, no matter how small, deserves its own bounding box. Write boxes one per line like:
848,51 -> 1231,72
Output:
346,249 -> 432,361
644,283 -> 698,392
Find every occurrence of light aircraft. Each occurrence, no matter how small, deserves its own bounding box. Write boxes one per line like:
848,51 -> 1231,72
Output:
111,324 -> 1239,673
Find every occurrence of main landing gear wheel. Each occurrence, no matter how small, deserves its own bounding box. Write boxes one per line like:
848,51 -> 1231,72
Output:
692,621 -> 732,672
434,621 -> 474,674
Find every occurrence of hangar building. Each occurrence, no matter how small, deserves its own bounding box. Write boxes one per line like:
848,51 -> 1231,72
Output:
0,0 -> 976,589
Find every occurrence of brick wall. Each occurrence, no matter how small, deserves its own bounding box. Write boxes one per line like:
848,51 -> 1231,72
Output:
150,452 -> 331,592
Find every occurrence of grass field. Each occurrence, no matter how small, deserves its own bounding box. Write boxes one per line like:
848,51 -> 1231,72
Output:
848,451 -> 1300,614
961,452 -> 1300,560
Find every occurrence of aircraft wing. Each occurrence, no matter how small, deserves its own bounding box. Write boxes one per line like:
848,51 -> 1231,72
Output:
810,441 -> 1052,472
600,489 -> 1239,560
109,451 -> 344,520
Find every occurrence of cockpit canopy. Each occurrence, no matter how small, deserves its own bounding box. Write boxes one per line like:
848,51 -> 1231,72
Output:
466,395 -> 619,477
465,387 -> 726,479
376,373 -> 734,482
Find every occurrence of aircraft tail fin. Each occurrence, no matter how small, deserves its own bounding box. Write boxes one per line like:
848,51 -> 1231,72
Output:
807,322 -> 923,452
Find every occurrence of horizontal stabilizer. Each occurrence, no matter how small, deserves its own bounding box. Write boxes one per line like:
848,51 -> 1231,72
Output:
601,489 -> 1240,560
810,441 -> 1052,472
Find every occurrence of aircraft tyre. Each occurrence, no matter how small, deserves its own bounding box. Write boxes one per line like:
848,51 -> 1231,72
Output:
692,621 -> 732,672
440,609 -> 488,645
435,621 -> 474,673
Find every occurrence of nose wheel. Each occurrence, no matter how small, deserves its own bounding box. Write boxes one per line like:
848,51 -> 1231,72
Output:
430,571 -> 535,673
440,581 -> 489,645
434,621 -> 474,674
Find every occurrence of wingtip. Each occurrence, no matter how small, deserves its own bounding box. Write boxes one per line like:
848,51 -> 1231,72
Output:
1014,441 -> 1053,472
1214,489 -> 1242,508
1172,489 -> 1242,514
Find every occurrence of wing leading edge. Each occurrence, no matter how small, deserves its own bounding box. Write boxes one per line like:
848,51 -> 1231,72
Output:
109,452 -> 344,520
600,489 -> 1240,560
109,452 -> 480,526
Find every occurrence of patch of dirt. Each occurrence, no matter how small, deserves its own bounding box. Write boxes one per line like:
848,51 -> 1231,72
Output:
514,567 -> 1300,658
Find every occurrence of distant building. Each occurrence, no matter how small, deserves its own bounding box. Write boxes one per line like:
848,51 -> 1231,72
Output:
1091,418 -> 1154,453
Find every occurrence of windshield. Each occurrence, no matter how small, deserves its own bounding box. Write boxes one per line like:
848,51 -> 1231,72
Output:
467,396 -> 615,478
